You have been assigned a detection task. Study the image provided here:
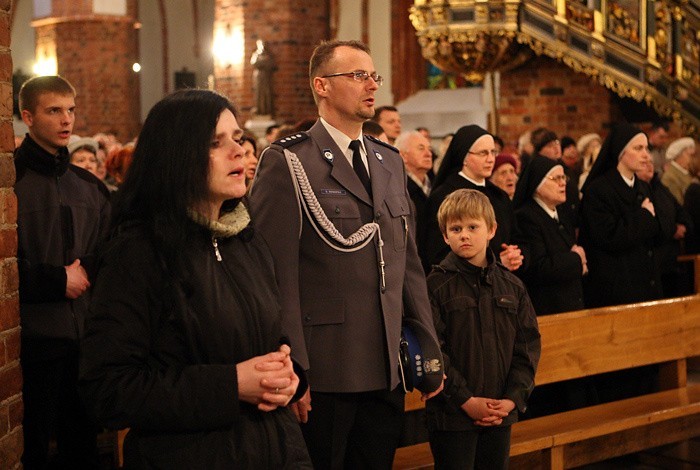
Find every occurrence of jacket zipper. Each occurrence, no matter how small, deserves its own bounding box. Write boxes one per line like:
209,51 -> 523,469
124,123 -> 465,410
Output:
212,237 -> 222,261
214,237 -> 265,351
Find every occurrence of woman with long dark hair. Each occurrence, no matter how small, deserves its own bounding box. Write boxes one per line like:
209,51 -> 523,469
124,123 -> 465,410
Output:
79,89 -> 311,468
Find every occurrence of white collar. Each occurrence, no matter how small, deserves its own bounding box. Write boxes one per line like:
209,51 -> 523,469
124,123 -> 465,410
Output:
619,171 -> 635,187
533,196 -> 559,220
320,117 -> 365,162
458,171 -> 486,187
408,172 -> 431,195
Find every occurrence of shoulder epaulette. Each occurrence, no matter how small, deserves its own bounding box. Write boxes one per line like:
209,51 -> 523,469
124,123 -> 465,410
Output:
273,132 -> 309,148
366,134 -> 399,152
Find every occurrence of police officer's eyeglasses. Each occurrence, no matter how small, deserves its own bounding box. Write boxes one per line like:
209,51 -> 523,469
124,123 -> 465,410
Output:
321,70 -> 384,87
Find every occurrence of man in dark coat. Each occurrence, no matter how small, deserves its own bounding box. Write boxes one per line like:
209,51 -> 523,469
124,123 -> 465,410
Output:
15,76 -> 110,468
395,130 -> 433,270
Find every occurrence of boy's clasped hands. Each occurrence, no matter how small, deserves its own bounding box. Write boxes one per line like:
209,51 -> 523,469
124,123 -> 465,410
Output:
462,396 -> 516,426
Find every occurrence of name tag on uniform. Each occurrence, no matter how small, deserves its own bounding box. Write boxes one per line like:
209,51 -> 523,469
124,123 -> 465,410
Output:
320,189 -> 347,196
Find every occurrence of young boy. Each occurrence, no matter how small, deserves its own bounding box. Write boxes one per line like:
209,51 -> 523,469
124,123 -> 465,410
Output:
426,189 -> 541,469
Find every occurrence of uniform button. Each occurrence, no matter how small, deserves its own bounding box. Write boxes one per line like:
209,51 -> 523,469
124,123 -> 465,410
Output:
650,280 -> 655,286
376,211 -> 382,218
648,250 -> 653,257
304,315 -> 311,322
335,207 -> 341,214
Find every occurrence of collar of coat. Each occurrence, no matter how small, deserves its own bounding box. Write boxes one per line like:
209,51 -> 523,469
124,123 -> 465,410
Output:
15,134 -> 70,177
435,250 -> 498,283
188,202 -> 250,238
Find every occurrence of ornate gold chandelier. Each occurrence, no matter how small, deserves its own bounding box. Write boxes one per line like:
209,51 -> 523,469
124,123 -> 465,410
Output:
410,0 -> 533,83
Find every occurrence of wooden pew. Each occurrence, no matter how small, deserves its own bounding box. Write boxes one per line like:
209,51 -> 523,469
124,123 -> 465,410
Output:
394,295 -> 700,469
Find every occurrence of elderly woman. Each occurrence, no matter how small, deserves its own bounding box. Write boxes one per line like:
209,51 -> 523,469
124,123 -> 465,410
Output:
512,156 -> 593,416
661,137 -> 696,205
576,133 -> 602,192
512,156 -> 586,315
423,125 -> 522,271
489,154 -> 518,200
79,89 -> 311,468
68,135 -> 99,176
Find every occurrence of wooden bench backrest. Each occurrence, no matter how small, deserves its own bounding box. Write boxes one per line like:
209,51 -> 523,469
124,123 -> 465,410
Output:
534,295 -> 700,386
404,295 -> 700,411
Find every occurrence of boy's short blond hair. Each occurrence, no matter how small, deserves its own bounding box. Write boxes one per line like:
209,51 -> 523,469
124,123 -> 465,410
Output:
437,189 -> 496,234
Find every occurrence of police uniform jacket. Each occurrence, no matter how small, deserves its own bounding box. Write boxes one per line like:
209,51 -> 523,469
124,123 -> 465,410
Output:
248,120 -> 440,393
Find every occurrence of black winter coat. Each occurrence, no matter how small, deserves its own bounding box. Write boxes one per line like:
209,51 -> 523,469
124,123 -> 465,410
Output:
425,252 -> 541,431
15,136 -> 111,360
512,199 -> 584,315
79,215 -> 311,469
407,177 -> 430,271
579,168 -> 662,307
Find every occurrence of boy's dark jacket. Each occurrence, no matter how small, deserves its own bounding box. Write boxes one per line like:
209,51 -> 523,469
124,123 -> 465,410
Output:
426,251 -> 541,431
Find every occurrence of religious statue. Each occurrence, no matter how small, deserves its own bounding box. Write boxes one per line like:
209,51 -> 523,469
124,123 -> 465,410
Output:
251,39 -> 276,117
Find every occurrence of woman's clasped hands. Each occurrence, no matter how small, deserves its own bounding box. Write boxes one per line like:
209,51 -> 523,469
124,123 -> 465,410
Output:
236,344 -> 300,412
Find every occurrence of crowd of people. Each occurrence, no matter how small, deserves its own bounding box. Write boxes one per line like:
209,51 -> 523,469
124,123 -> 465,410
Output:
12,36 -> 698,469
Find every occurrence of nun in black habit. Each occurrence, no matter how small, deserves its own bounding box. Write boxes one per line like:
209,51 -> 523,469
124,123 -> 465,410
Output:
512,159 -> 597,418
422,125 -> 522,271
512,156 -> 586,316
578,122 -> 662,308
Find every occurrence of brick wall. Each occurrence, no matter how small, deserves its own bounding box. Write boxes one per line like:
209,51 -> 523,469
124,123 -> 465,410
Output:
498,55 -> 623,147
0,0 -> 22,466
215,0 -> 328,126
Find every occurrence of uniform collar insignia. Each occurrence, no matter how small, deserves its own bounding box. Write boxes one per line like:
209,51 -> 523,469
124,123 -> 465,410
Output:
375,151 -> 383,163
323,149 -> 334,163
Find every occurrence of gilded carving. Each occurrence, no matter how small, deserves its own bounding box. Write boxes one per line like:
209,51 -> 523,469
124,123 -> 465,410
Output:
607,1 -> 641,45
645,66 -> 661,84
411,0 -> 699,136
679,10 -> 699,89
566,1 -> 595,31
653,2 -> 674,74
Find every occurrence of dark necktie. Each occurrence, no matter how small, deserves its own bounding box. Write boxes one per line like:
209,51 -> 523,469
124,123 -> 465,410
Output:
349,140 -> 371,195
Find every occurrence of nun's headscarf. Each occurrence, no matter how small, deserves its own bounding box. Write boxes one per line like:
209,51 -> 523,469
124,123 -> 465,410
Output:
512,155 -> 560,209
433,125 -> 491,189
581,122 -> 645,193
